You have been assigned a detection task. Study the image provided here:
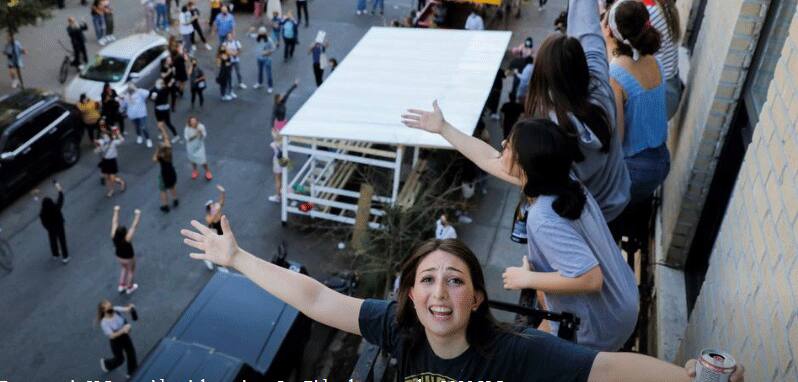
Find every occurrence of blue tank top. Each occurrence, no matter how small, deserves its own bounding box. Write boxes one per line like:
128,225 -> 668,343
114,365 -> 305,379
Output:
610,59 -> 668,157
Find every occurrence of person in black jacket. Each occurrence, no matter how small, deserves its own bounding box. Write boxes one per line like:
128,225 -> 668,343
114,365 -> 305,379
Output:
67,17 -> 89,68
40,181 -> 70,264
271,79 -> 299,129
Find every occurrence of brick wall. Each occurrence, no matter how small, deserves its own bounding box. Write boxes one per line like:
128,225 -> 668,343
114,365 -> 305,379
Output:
676,9 -> 798,382
661,0 -> 771,266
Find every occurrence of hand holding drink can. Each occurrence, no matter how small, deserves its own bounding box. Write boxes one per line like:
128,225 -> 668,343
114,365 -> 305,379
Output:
694,349 -> 736,382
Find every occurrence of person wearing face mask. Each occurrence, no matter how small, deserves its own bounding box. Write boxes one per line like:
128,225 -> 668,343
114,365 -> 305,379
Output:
97,299 -> 137,377
211,5 -> 235,46
181,219 -> 746,382
121,82 -> 153,148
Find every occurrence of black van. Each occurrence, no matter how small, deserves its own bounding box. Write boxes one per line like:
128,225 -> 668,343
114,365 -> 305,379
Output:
131,270 -> 312,382
0,89 -> 82,204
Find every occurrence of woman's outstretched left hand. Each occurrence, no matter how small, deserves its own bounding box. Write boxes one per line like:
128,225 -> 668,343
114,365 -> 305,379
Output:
181,215 -> 239,268
401,100 -> 446,134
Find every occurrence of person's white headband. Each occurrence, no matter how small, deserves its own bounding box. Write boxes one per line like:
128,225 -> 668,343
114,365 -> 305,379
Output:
608,0 -> 641,61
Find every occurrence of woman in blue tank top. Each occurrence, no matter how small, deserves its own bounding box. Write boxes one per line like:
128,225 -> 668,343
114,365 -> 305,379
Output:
604,0 -> 669,207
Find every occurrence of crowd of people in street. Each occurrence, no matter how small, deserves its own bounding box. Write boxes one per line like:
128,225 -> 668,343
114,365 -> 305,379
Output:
9,0 -> 750,380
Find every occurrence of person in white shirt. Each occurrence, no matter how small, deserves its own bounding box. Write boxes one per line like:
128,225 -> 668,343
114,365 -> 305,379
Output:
464,9 -> 484,31
222,33 -> 246,89
179,6 -> 195,53
435,214 -> 457,240
121,82 -> 152,148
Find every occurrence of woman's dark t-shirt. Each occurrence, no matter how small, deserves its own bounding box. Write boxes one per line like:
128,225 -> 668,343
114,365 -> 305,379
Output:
358,299 -> 597,382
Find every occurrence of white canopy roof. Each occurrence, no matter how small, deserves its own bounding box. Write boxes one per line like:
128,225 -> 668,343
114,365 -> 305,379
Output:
280,27 -> 512,149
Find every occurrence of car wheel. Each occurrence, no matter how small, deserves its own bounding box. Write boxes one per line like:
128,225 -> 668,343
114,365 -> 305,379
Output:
60,137 -> 80,166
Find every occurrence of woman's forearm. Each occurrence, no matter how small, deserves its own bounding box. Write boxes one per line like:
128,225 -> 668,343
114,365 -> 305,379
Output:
231,248 -> 363,335
440,123 -> 521,186
525,268 -> 603,294
589,352 -> 691,382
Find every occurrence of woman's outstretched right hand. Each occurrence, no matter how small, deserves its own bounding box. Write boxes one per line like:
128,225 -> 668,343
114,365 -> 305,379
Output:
401,100 -> 447,134
181,215 -> 238,268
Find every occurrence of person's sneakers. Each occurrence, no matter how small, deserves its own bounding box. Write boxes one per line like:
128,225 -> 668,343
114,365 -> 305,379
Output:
11,79 -> 19,88
205,171 -> 213,181
146,139 -> 153,148
62,257 -> 70,264
160,205 -> 170,213
267,87 -> 274,94
222,95 -> 231,101
253,83 -> 262,89
230,92 -> 238,99
173,199 -> 179,207
118,285 -> 125,293
239,83 -> 248,89
204,259 -> 214,271
191,169 -> 199,180
126,283 -> 139,294
205,43 -> 213,51
457,214 -> 473,224
171,135 -> 181,144
356,10 -> 362,15
268,194 -> 280,203
136,136 -> 143,144
100,358 -> 108,372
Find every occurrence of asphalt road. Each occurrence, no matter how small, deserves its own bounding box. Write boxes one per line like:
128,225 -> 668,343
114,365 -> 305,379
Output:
0,0 -> 418,380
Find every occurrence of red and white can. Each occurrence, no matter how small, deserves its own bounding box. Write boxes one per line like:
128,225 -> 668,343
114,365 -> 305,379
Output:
694,349 -> 736,382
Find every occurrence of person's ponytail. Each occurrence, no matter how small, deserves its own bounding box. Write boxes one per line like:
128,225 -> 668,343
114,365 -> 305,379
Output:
552,179 -> 586,220
630,25 -> 661,56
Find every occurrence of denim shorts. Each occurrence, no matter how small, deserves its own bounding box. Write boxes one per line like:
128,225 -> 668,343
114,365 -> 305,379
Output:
625,144 -> 670,207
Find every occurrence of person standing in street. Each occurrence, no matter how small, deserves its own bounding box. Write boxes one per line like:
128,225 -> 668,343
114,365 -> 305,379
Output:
77,93 -> 102,143
102,0 -> 116,42
270,11 -> 282,48
296,0 -> 309,27
110,206 -> 140,294
188,58 -> 206,108
90,0 -> 107,45
208,0 -> 222,32
222,33 -> 246,89
281,12 -> 298,61
356,0 -> 367,15
39,181 -> 70,264
150,78 -> 180,142
308,38 -> 328,87
97,300 -> 138,377
121,83 -> 153,148
215,47 -> 233,101
155,0 -> 169,32
142,0 -> 156,33
179,6 -> 195,53
184,116 -> 212,180
434,214 -> 457,240
272,79 -> 298,131
66,17 -> 89,69
4,34 -> 26,89
268,127 -> 285,203
211,5 -> 235,46
253,27 -> 275,92
464,8 -> 484,30
95,120 -> 127,198
172,45 -> 190,106
188,1 -> 213,50
102,83 -> 125,135
370,0 -> 384,16
153,125 -> 179,213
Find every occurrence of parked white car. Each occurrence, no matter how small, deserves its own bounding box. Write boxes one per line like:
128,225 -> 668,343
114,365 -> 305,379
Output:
64,34 -> 168,104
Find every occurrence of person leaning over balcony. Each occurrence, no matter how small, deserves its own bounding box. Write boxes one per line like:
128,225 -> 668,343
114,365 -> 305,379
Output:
603,0 -> 669,208
181,219 -> 745,381
523,0 -> 630,223
403,108 -> 637,351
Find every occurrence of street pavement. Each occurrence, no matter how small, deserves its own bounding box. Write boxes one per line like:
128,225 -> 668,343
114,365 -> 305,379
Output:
0,0 -> 564,380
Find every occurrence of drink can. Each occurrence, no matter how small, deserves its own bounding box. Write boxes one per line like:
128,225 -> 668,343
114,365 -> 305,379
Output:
694,349 -> 736,382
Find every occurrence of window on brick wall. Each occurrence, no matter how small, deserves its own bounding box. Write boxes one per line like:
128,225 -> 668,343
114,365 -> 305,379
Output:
684,0 -> 797,315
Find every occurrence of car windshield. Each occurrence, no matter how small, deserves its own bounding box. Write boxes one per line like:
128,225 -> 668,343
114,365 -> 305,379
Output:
80,56 -> 130,82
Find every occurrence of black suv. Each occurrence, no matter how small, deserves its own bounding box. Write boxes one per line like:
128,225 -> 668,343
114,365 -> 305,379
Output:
0,89 -> 83,204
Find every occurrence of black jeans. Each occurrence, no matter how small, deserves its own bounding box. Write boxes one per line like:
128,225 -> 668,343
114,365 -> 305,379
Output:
103,334 -> 137,376
84,121 -> 98,143
191,87 -> 204,107
46,225 -> 68,259
284,38 -> 297,59
191,21 -> 207,44
154,109 -> 178,137
296,1 -> 309,26
72,43 -> 88,67
313,62 -> 323,86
